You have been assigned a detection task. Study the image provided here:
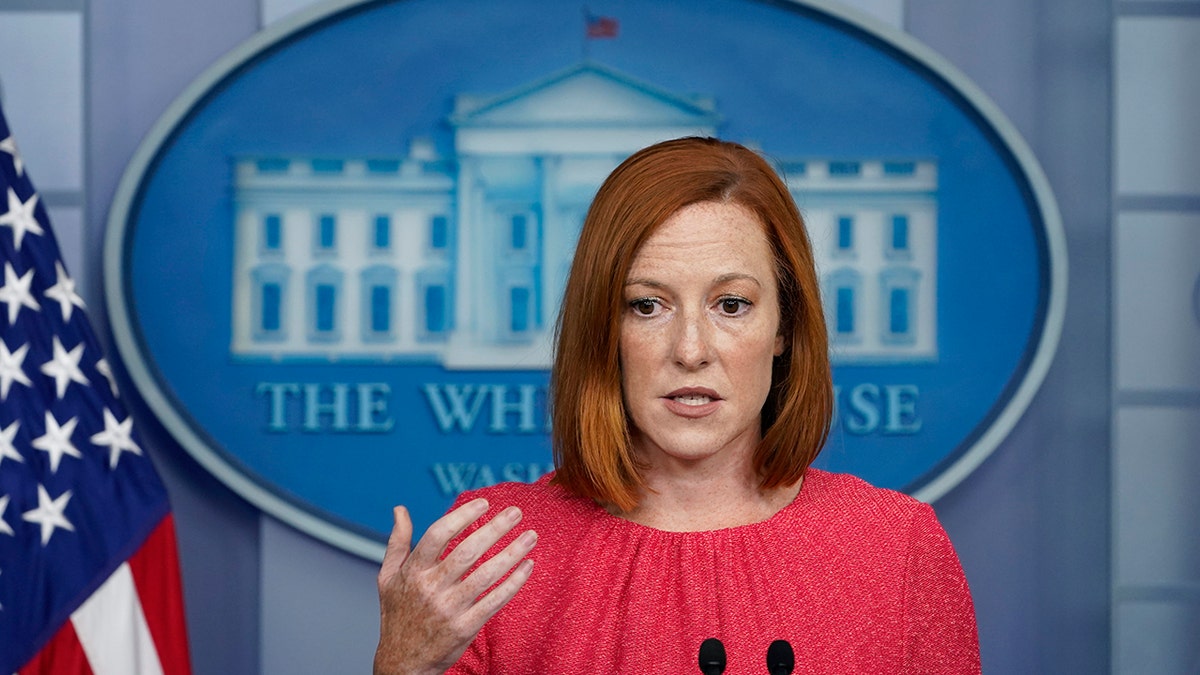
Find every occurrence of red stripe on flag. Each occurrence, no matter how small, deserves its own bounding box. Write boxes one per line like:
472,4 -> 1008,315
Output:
18,620 -> 96,675
127,514 -> 193,675
586,15 -> 618,39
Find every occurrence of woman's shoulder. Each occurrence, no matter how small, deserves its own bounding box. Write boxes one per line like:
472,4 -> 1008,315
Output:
797,468 -> 936,528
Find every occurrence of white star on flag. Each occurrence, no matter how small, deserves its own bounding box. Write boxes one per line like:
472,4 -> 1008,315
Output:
21,484 -> 74,546
0,494 -> 14,537
31,411 -> 81,473
43,261 -> 86,322
0,135 -> 21,176
95,358 -> 119,396
0,420 -> 23,468
90,408 -> 143,469
0,262 -> 41,324
40,336 -> 89,399
0,340 -> 32,400
0,187 -> 43,251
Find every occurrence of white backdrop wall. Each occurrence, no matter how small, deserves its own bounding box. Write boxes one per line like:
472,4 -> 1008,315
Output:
6,0 -> 1196,672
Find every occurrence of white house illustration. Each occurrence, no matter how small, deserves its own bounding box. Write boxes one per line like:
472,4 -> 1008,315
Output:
230,62 -> 938,368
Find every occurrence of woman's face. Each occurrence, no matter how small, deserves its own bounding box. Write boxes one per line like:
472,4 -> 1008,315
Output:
619,200 -> 784,471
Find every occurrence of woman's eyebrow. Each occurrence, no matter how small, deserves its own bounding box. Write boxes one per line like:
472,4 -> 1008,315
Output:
624,273 -> 763,288
624,277 -> 667,289
713,272 -> 763,288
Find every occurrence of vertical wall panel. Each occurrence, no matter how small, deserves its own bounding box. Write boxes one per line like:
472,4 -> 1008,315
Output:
1114,407 -> 1200,585
258,518 -> 380,675
0,10 -> 84,285
1112,5 -> 1200,675
1116,18 -> 1200,195
1114,212 -> 1200,392
0,12 -> 83,191
1116,601 -> 1200,675
48,206 -> 85,280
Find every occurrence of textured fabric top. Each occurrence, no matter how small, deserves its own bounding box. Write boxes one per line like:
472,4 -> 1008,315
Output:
446,469 -> 980,674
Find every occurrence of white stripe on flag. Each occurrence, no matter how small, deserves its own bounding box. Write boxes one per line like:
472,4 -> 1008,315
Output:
70,562 -> 165,675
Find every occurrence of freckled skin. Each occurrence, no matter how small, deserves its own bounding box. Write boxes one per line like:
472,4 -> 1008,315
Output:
620,201 -> 784,480
373,502 -> 537,675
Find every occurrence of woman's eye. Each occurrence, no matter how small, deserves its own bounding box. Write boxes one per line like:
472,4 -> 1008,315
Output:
719,297 -> 749,315
631,299 -> 659,316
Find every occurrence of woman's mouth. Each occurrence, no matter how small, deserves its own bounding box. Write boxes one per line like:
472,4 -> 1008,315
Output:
663,388 -> 722,417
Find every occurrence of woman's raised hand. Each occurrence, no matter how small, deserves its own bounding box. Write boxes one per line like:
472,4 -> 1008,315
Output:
373,499 -> 537,675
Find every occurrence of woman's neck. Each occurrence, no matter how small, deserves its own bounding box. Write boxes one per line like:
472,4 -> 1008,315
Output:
614,461 -> 802,532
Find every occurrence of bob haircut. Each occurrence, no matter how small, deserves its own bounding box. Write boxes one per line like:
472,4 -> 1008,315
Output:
551,137 -> 833,512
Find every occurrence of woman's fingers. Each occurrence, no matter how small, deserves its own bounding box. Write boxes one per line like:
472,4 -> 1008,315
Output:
406,497 -> 490,569
377,506 -> 413,591
455,528 -> 538,607
438,505 -> 526,582
373,500 -> 537,674
462,556 -> 536,628
402,500 -> 535,600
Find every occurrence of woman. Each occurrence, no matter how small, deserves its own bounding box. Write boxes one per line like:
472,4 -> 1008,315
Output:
374,137 -> 980,674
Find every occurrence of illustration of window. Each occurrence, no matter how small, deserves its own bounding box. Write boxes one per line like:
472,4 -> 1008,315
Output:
888,214 -> 911,258
425,286 -> 447,333
316,214 -> 336,252
311,158 -> 344,174
373,214 -> 391,250
306,265 -> 343,342
361,266 -> 397,342
825,268 -> 862,345
371,287 -> 390,332
510,286 -> 531,333
366,159 -> 400,173
836,215 -> 855,253
251,264 -> 290,342
262,213 -> 282,252
889,288 -> 910,334
880,267 -> 920,346
430,215 -> 449,250
316,286 -> 336,330
829,161 -> 861,177
780,161 -> 807,176
837,288 -> 855,333
417,269 -> 451,342
511,214 -> 528,250
256,158 -> 289,173
263,284 -> 282,331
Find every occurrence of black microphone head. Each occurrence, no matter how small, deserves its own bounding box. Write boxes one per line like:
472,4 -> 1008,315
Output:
698,637 -> 727,675
766,639 -> 795,675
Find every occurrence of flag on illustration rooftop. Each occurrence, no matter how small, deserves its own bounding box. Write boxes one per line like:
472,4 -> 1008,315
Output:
585,11 -> 619,39
0,103 -> 192,673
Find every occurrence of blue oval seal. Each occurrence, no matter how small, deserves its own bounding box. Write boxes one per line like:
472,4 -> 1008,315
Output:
105,0 -> 1066,560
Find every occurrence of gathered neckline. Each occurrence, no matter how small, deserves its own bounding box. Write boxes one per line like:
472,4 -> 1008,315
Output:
571,469 -> 820,538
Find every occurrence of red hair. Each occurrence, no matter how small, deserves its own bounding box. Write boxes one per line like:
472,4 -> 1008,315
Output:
551,137 -> 833,511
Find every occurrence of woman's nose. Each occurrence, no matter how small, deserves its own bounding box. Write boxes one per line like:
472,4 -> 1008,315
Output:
671,310 -> 713,369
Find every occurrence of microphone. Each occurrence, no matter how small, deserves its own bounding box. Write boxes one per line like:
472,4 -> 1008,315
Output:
698,637 -> 726,674
766,639 -> 794,675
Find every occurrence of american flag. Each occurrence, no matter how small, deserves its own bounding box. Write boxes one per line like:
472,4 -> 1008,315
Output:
585,11 -> 619,39
0,104 -> 191,672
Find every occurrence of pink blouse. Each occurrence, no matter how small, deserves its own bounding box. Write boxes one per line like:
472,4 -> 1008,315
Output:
447,469 -> 980,674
